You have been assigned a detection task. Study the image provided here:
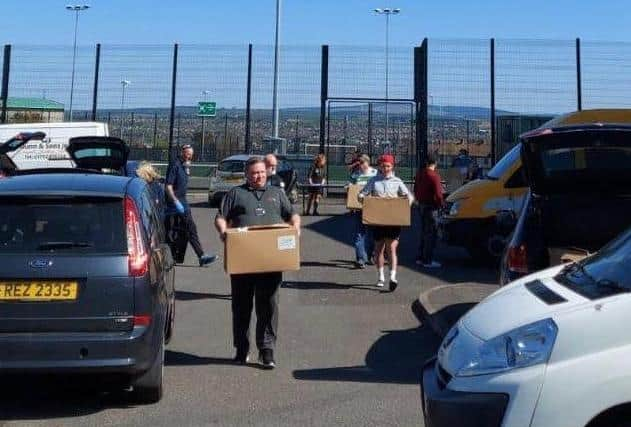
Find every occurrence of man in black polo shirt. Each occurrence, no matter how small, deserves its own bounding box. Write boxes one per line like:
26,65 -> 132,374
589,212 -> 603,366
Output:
165,144 -> 216,266
215,157 -> 300,369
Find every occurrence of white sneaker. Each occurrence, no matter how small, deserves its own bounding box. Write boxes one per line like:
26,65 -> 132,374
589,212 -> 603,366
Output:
422,261 -> 442,268
376,280 -> 385,288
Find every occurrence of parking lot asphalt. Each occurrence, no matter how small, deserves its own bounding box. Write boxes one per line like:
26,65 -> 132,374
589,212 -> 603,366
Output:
0,199 -> 496,427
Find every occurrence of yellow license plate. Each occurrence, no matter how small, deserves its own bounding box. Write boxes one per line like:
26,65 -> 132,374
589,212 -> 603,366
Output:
0,281 -> 78,301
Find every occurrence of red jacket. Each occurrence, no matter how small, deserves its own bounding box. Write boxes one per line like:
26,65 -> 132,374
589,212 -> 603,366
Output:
414,168 -> 444,209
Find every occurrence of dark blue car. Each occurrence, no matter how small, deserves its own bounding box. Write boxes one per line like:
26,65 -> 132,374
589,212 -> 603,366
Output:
0,137 -> 175,403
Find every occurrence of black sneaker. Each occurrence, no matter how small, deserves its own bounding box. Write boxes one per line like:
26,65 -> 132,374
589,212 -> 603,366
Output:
233,348 -> 249,365
356,261 -> 366,269
199,254 -> 217,267
389,278 -> 398,292
259,349 -> 276,370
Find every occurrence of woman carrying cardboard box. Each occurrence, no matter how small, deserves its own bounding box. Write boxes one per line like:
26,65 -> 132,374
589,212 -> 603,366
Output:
358,154 -> 414,291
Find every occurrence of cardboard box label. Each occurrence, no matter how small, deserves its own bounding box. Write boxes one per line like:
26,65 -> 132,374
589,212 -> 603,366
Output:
277,235 -> 297,251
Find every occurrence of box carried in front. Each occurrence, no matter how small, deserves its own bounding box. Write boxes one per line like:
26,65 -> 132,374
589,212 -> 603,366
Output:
346,184 -> 365,210
224,224 -> 300,274
362,196 -> 411,226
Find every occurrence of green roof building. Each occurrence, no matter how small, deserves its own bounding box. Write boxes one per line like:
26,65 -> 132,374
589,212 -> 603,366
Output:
0,97 -> 65,123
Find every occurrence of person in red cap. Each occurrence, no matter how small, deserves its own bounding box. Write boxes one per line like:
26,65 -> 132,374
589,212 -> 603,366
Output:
358,153 -> 414,291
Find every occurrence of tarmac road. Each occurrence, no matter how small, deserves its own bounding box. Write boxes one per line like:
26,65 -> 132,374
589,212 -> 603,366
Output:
0,203 -> 457,427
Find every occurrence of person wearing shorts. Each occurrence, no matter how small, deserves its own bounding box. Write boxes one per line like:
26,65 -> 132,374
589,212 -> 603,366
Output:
358,154 -> 413,291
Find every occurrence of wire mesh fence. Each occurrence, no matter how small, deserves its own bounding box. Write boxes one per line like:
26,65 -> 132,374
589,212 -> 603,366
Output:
3,40 -> 631,174
428,39 -> 491,168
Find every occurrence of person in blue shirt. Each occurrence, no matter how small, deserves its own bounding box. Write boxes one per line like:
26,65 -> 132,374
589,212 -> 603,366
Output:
348,154 -> 377,269
165,144 -> 216,267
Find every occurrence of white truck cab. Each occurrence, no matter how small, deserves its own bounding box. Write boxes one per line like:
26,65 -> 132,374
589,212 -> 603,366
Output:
0,122 -> 108,169
422,226 -> 631,427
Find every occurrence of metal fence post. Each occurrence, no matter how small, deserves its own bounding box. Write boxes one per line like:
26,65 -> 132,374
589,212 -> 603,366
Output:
168,43 -> 179,164
1,45 -> 11,124
415,41 -> 428,168
490,38 -> 496,165
319,45 -> 329,154
576,38 -> 582,111
245,44 -> 253,153
368,102 -> 373,159
91,43 -> 101,121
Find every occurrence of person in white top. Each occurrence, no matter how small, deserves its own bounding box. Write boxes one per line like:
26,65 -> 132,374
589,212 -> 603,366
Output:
358,154 -> 414,291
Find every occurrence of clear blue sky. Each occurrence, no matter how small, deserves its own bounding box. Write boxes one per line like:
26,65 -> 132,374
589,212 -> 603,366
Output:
1,0 -> 630,46
2,0 -> 631,114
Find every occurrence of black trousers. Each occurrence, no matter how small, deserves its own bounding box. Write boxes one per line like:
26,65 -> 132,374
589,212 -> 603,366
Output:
418,204 -> 438,264
230,273 -> 282,352
183,209 -> 204,258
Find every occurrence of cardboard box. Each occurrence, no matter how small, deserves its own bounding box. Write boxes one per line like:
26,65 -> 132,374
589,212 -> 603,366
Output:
224,224 -> 300,274
362,196 -> 411,226
346,184 -> 365,210
548,247 -> 590,265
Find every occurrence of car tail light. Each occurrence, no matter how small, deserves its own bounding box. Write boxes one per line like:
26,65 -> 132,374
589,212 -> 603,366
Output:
133,315 -> 152,327
508,244 -> 529,274
125,196 -> 148,277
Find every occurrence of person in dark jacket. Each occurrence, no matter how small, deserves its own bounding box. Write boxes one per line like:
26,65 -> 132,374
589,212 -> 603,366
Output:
165,144 -> 216,267
413,156 -> 444,268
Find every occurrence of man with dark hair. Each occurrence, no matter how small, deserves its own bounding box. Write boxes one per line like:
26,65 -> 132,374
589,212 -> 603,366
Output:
215,156 -> 301,369
165,144 -> 216,266
414,156 -> 444,268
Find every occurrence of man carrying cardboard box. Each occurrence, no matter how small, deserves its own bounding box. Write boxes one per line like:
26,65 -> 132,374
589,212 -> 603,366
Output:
358,154 -> 413,291
215,157 -> 301,370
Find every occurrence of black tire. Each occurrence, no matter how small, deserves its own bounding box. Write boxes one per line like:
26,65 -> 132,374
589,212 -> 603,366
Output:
466,229 -> 506,265
131,331 -> 164,404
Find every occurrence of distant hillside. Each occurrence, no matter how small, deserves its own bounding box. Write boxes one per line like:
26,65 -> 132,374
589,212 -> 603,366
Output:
91,104 -> 514,120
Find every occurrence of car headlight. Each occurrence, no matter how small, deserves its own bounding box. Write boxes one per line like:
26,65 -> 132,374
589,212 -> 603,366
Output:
448,200 -> 461,216
455,318 -> 558,377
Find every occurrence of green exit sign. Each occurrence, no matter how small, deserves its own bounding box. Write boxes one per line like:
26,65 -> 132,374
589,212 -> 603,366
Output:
198,101 -> 216,117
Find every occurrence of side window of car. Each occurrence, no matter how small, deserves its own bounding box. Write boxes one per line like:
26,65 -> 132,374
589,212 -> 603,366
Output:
505,166 -> 527,189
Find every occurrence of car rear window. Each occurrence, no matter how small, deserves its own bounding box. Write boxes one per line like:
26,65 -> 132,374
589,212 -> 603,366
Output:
542,146 -> 631,174
218,160 -> 245,173
0,196 -> 126,254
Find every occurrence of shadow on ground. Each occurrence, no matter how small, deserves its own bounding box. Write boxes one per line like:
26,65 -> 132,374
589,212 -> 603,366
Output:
165,350 -> 234,366
420,302 -> 479,338
175,290 -> 231,301
293,304 -> 439,385
305,212 -> 498,285
283,280 -> 381,292
0,376 -> 137,421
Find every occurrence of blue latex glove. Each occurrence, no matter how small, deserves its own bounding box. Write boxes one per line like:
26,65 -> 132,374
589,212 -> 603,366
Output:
174,200 -> 185,214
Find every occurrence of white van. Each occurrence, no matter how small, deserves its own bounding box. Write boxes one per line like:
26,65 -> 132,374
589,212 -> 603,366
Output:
422,226 -> 631,427
0,122 -> 108,169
